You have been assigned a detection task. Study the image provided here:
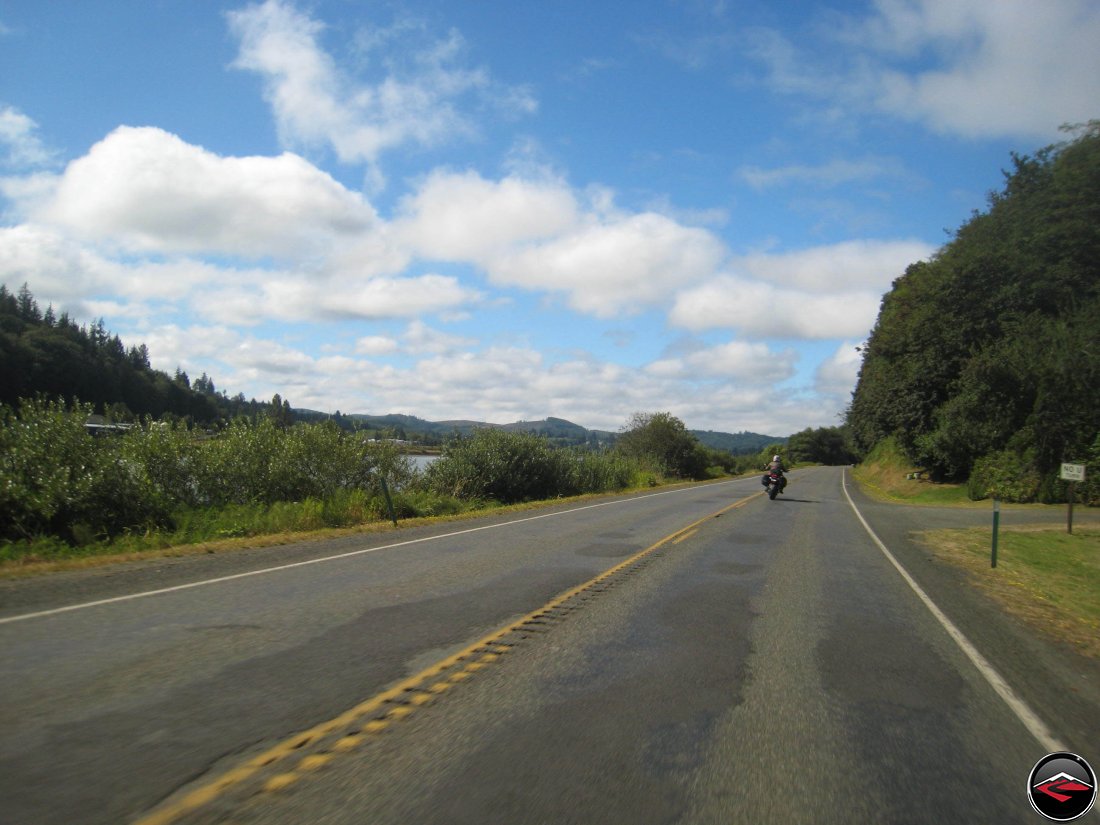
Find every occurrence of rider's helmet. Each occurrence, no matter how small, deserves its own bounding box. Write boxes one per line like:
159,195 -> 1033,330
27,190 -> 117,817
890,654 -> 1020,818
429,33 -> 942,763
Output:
773,455 -> 780,462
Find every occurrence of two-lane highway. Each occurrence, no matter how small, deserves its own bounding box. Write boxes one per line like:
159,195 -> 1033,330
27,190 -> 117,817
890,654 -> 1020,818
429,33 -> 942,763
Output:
2,468 -> 1096,824
2,475 -> 763,825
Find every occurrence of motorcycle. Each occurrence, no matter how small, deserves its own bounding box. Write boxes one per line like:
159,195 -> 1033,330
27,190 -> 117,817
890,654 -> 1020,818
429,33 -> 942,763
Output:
764,470 -> 785,500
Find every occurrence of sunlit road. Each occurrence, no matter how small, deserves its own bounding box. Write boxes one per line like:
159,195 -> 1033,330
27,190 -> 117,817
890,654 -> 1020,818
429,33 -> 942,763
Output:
1,468 -> 1097,824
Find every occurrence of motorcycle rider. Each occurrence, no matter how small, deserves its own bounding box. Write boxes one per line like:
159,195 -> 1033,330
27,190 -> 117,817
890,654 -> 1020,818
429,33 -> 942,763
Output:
762,454 -> 788,493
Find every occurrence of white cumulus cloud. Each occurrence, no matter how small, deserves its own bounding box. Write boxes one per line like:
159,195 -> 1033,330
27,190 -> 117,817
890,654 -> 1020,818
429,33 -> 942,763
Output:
395,170 -> 579,262
736,239 -> 934,293
670,274 -> 883,339
669,239 -> 932,338
868,0 -> 1100,138
0,106 -> 56,169
749,0 -> 1100,139
35,126 -> 377,260
814,340 -> 864,404
488,212 -> 728,317
355,335 -> 399,356
646,340 -> 796,383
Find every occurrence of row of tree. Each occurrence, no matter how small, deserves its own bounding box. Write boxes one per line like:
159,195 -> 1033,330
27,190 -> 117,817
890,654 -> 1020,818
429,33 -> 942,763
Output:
847,122 -> 1100,502
0,284 -> 288,426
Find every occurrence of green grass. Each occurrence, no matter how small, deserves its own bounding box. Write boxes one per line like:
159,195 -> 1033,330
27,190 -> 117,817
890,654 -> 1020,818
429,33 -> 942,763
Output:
0,474 -> 731,578
855,437 -> 1100,658
0,489 -> 473,574
917,525 -> 1100,659
851,438 -> 976,505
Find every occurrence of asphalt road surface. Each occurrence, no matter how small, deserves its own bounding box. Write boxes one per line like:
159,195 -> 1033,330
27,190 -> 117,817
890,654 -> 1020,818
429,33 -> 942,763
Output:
1,467 -> 1097,824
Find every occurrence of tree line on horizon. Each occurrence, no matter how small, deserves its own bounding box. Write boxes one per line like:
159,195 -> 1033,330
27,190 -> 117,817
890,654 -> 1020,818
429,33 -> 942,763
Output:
0,283 -> 285,426
846,122 -> 1100,504
0,282 -> 802,452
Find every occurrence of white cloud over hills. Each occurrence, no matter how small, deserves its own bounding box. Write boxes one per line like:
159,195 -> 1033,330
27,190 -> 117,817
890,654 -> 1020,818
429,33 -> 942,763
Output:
0,0 -> 1091,434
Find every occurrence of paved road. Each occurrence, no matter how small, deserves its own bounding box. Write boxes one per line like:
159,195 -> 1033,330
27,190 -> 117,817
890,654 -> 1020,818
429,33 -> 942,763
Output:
0,468 -> 1096,824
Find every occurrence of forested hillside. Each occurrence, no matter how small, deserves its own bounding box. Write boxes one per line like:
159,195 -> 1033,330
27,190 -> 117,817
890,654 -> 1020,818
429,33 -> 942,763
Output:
0,284 -> 283,425
691,429 -> 787,456
847,123 -> 1100,502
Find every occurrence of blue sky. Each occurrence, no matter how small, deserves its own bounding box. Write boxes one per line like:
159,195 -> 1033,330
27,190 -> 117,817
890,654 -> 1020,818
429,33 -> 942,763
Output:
1,1 -> 1097,434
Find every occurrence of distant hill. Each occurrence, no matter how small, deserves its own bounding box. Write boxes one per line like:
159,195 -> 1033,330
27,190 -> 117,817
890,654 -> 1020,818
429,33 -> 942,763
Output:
691,429 -> 787,455
297,409 -> 784,454
0,287 -> 791,452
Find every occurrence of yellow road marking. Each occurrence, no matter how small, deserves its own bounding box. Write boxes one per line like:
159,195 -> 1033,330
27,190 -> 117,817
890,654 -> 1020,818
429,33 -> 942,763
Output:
263,773 -> 300,793
135,489 -> 761,825
298,754 -> 333,772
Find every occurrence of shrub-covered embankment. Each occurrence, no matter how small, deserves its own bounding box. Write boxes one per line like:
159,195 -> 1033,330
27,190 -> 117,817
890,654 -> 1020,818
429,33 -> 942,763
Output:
1,401 -> 725,566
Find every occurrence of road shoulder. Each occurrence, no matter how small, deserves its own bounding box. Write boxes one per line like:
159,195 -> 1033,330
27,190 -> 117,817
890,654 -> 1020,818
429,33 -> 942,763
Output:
842,469 -> 1100,757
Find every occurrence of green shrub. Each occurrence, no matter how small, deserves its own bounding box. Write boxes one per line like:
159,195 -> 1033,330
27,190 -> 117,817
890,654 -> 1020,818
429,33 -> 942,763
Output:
426,429 -> 572,503
394,490 -> 466,518
0,398 -> 173,541
566,449 -> 638,493
967,449 -> 1042,502
1087,433 -> 1100,507
615,412 -> 709,479
425,430 -> 649,504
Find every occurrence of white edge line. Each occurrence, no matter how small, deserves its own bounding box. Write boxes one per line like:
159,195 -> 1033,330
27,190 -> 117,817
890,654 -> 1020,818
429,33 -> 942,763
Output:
842,469 -> 1067,753
1,479 -> 744,626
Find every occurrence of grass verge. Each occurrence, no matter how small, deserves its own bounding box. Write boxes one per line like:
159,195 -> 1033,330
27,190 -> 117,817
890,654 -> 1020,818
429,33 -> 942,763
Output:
851,438 -> 976,506
916,525 -> 1100,659
0,475 -> 736,580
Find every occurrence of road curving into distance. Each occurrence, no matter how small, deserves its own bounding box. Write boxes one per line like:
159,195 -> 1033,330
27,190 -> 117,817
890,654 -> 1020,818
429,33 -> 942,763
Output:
1,467 -> 1096,824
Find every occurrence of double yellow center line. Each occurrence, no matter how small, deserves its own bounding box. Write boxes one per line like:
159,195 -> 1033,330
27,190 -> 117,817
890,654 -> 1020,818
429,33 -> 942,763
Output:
137,489 -> 761,824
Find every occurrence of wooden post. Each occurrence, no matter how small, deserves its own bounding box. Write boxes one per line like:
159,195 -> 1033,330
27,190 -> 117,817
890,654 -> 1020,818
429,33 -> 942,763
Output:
1059,464 -> 1086,536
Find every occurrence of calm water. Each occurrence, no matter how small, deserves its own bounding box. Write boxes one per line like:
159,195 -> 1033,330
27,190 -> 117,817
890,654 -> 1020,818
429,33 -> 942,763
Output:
407,454 -> 440,472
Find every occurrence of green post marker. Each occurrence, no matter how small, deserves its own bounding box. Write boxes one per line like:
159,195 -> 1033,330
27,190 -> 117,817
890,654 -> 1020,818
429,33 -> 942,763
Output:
379,476 -> 398,528
1067,481 -> 1074,535
991,498 -> 999,569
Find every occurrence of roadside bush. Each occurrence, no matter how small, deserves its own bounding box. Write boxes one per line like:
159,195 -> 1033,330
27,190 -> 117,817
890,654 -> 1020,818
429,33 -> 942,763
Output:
0,398 -> 169,541
0,398 -> 96,539
615,412 -> 709,479
118,419 -> 199,509
183,420 -> 413,508
967,449 -> 1042,502
565,449 -> 638,494
0,399 -> 424,548
1086,433 -> 1100,507
426,429 -> 572,503
191,417 -> 283,506
394,489 -> 467,518
425,430 -> 650,504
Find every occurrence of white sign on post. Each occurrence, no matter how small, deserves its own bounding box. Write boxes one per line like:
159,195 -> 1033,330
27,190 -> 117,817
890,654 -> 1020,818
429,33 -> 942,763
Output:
1060,463 -> 1086,482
